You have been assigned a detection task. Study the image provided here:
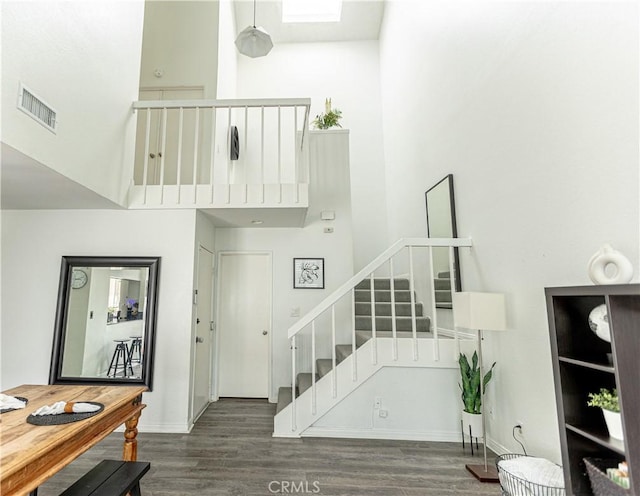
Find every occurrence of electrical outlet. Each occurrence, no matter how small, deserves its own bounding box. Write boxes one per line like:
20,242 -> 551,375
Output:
374,397 -> 382,409
323,227 -> 334,233
515,422 -> 524,433
379,409 -> 388,418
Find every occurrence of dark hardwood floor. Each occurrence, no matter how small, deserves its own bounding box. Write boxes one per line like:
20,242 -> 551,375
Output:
38,398 -> 502,495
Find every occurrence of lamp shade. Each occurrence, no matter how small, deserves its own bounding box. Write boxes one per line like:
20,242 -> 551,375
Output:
235,26 -> 273,58
453,292 -> 507,331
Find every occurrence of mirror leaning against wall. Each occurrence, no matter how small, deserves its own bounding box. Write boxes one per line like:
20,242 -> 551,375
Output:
49,256 -> 160,390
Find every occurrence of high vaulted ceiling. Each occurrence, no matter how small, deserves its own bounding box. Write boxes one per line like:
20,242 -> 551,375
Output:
233,0 -> 385,44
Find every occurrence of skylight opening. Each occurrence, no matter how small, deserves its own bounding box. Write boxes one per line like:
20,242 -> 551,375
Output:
282,0 -> 343,23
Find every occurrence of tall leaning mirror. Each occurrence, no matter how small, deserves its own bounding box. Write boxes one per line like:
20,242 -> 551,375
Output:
425,174 -> 461,308
49,256 -> 160,390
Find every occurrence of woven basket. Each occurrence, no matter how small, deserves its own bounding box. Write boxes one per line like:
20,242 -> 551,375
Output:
583,458 -> 630,496
496,454 -> 565,496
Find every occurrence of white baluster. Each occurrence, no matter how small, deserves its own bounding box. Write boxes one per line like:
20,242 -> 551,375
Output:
389,258 -> 397,361
244,105 -> 248,203
369,272 -> 377,365
428,246 -> 440,361
260,106 -> 265,203
142,109 -> 151,204
311,321 -> 316,415
351,289 -> 357,382
291,335 -> 296,432
331,306 -> 337,398
159,108 -> 168,204
294,106 -> 299,203
176,107 -> 184,203
192,106 -> 200,203
277,105 -> 282,204
226,107 -> 231,204
209,107 -> 216,203
408,246 -> 418,360
449,245 -> 460,359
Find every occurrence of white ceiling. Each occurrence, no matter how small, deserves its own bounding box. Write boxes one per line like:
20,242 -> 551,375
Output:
233,0 -> 385,44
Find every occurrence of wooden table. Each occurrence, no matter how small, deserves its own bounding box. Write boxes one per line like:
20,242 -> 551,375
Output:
0,384 -> 146,496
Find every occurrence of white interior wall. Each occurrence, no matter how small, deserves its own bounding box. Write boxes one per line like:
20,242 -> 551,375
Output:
216,0 -> 238,99
214,132 -> 354,400
236,41 -> 389,270
0,209 -> 198,433
139,1 -> 219,99
1,1 -> 145,205
379,2 -> 639,462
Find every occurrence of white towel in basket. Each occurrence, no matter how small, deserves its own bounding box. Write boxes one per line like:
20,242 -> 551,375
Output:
498,456 -> 565,496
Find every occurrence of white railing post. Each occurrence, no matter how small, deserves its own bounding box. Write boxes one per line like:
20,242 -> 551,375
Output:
176,107 -> 184,203
408,246 -> 418,360
331,306 -> 337,398
209,107 -> 216,203
159,107 -> 168,204
192,106 -> 200,203
428,246 -> 440,361
369,272 -> 377,365
449,245 -> 460,359
389,258 -> 397,361
291,335 -> 296,431
142,109 -> 151,204
311,321 -> 316,415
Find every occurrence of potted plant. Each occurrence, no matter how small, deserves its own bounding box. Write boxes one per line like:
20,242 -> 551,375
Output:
587,388 -> 623,440
459,351 -> 496,438
312,98 -> 343,130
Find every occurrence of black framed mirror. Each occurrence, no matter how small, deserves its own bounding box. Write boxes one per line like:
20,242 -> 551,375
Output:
425,175 -> 462,305
49,256 -> 160,390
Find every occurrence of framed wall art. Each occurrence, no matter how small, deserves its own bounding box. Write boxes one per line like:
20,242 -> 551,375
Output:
293,258 -> 324,289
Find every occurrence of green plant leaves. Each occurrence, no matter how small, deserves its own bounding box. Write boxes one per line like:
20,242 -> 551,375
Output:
313,109 -> 343,130
587,388 -> 620,413
458,352 -> 496,414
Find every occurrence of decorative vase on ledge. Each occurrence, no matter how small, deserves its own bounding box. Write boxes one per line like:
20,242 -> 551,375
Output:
602,409 -> 624,440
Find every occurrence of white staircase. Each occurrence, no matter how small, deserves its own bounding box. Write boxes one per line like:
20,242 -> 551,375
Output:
273,237 -> 473,438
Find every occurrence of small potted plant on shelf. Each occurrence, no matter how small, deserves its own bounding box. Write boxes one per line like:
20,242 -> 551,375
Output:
459,351 -> 496,438
313,98 -> 343,130
587,388 -> 623,440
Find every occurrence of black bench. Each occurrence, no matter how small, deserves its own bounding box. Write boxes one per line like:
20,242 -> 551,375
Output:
59,460 -> 150,496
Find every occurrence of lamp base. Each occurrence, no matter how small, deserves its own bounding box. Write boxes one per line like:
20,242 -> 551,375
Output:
465,464 -> 499,483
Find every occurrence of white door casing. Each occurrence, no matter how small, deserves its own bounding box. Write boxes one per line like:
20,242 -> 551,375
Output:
216,252 -> 272,398
190,245 -> 214,423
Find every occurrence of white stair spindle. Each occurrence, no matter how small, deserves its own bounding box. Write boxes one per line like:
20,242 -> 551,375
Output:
226,107 -> 231,204
294,106 -> 299,203
428,246 -> 440,361
369,272 -> 377,365
175,107 -> 184,203
351,289 -> 357,382
209,107 -> 216,203
159,107 -> 168,204
291,335 -> 296,431
389,258 -> 397,361
142,108 -> 151,204
408,245 -> 418,360
311,321 -> 316,415
277,105 -> 282,204
244,106 -> 248,203
448,245 -> 459,359
192,106 -> 200,203
260,106 -> 265,203
331,306 -> 337,398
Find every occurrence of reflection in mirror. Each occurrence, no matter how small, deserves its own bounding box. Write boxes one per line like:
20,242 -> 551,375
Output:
50,256 -> 160,390
425,174 -> 461,308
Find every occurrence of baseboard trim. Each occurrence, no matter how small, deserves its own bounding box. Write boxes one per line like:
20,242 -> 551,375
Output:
301,426 -> 461,442
487,436 -> 511,457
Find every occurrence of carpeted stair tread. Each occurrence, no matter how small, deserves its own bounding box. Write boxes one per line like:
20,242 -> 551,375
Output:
355,278 -> 410,290
354,289 -> 413,303
355,315 -> 431,332
316,359 -> 333,378
355,330 -> 439,347
436,302 -> 453,309
276,387 -> 293,414
354,301 -> 423,317
433,278 -> 451,290
336,345 -> 353,363
435,289 -> 452,303
296,373 -> 317,395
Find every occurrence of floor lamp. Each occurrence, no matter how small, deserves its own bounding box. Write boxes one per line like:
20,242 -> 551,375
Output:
453,292 -> 507,483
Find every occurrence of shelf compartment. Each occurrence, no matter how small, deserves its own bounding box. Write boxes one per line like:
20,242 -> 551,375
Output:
559,356 -> 615,374
566,423 -> 626,456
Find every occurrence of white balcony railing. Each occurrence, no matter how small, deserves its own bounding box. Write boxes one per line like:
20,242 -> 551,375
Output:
131,98 -> 310,207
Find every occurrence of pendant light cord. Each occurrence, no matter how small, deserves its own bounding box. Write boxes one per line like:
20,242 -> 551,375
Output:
253,0 -> 256,27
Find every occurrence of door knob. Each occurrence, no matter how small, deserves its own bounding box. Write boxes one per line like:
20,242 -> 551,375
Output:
262,330 -> 268,335
196,337 -> 204,343
149,153 -> 156,159
197,318 -> 201,324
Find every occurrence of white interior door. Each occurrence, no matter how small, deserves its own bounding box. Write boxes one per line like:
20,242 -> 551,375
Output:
217,252 -> 271,398
191,246 -> 214,422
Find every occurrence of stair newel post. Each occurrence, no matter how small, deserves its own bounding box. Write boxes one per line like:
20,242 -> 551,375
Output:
448,245 -> 460,360
311,320 -> 316,415
351,288 -> 357,382
209,106 -> 216,203
291,335 -> 296,431
192,106 -> 200,203
369,272 -> 377,365
142,108 -> 151,204
331,306 -> 337,398
427,246 -> 440,361
389,258 -> 398,361
408,246 -> 418,361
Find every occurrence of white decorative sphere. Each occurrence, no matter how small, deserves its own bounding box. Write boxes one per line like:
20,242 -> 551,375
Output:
588,304 -> 610,342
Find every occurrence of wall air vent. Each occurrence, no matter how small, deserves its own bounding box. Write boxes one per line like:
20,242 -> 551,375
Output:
17,83 -> 58,133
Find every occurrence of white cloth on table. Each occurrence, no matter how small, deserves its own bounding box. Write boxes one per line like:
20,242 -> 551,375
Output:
0,393 -> 26,410
32,401 -> 100,416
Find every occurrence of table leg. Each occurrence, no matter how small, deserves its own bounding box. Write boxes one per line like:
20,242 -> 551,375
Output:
123,411 -> 141,461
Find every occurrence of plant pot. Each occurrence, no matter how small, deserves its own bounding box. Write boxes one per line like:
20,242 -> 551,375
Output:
461,411 -> 483,439
602,409 -> 624,440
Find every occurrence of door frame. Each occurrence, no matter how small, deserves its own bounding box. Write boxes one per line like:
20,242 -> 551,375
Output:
213,251 -> 273,402
189,244 -> 214,425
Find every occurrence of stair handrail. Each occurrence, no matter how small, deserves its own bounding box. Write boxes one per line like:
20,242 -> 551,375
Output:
287,237 -> 472,339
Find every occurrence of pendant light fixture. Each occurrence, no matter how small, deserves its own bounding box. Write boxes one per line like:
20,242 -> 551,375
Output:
235,0 -> 273,58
